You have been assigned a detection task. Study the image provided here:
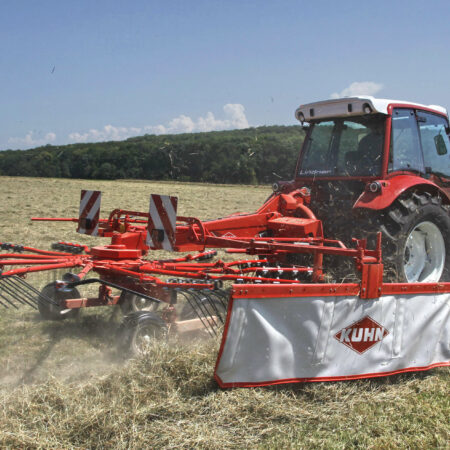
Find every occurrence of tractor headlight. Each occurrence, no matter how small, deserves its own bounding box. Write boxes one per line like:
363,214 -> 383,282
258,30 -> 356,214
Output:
369,181 -> 382,193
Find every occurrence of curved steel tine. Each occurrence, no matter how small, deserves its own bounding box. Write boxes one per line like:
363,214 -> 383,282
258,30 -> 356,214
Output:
186,289 -> 218,334
0,291 -> 19,309
0,278 -> 34,308
210,288 -> 229,307
178,289 -> 216,337
201,290 -> 224,323
189,289 -> 220,333
12,276 -> 58,305
207,290 -> 228,323
0,275 -> 57,310
2,277 -> 40,308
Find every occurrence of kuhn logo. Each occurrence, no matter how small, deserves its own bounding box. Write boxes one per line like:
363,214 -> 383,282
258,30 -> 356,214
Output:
334,316 -> 389,354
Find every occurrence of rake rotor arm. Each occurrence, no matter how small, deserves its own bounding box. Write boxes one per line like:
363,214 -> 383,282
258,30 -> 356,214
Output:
0,253 -> 75,261
0,260 -> 84,277
0,241 -> 75,257
0,243 -> 90,279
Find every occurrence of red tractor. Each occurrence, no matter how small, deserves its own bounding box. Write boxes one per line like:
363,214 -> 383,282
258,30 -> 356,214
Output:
274,96 -> 450,283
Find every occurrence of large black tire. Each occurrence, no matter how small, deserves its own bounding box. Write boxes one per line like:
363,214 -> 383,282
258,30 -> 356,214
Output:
38,282 -> 81,320
378,193 -> 450,282
119,311 -> 168,357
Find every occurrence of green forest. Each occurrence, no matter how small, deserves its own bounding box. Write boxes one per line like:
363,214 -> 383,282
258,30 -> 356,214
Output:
0,126 -> 305,184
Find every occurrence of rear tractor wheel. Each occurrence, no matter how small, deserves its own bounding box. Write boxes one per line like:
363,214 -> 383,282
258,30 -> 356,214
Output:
379,193 -> 450,283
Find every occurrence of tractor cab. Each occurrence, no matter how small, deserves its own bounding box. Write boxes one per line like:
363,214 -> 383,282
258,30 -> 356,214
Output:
294,96 -> 450,194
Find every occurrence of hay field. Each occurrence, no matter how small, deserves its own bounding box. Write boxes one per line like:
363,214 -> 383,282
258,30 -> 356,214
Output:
0,176 -> 448,448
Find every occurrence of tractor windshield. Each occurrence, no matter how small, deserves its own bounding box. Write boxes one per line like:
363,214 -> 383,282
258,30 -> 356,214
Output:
297,115 -> 386,177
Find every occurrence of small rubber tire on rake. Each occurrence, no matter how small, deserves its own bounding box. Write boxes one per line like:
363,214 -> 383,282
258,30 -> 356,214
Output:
38,282 -> 80,321
118,311 -> 168,357
119,292 -> 160,314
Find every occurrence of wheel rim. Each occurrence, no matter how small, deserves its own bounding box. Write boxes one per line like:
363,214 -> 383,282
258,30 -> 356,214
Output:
132,322 -> 165,355
403,221 -> 445,282
133,325 -> 155,355
130,295 -> 157,312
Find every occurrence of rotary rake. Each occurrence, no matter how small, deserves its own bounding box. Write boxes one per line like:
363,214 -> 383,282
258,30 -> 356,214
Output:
0,188 -> 448,385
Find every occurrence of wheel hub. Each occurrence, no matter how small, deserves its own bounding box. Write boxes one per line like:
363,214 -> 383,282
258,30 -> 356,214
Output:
403,221 -> 445,282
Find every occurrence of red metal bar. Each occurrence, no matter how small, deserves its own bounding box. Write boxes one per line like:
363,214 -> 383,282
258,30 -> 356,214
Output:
0,253 -> 75,260
76,262 -> 94,280
230,281 -> 450,299
1,261 -> 83,277
0,258 -> 77,265
62,295 -> 121,309
0,243 -> 75,257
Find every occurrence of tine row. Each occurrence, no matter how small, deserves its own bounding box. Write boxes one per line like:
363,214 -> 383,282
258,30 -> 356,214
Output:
177,288 -> 228,337
0,276 -> 56,310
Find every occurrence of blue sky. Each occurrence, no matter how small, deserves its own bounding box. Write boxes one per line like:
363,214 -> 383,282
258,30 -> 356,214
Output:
1,0 -> 449,150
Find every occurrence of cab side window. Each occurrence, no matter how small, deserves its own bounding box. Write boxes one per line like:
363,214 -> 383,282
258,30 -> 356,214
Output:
390,109 -> 424,173
417,111 -> 450,178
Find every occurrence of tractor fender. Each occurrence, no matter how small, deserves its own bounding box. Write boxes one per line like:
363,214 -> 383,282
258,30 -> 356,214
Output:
353,175 -> 450,210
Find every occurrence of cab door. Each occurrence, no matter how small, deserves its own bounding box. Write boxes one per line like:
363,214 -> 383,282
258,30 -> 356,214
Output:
416,110 -> 450,196
389,108 -> 425,174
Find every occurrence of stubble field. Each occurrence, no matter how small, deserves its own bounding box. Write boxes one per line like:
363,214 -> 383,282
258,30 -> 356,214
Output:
0,176 -> 448,448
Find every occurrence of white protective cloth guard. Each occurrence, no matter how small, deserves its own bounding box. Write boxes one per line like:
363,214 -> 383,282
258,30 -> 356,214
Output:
215,290 -> 450,387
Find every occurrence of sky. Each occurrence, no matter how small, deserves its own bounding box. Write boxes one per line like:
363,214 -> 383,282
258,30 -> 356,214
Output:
1,0 -> 449,150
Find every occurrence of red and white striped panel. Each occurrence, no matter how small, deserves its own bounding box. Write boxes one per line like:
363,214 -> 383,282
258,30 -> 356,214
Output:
146,194 -> 178,251
77,190 -> 101,236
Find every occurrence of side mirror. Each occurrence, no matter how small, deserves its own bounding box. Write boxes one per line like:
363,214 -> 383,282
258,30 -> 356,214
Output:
434,134 -> 448,155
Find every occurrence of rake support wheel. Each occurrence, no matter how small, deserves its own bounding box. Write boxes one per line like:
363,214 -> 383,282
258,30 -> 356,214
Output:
119,292 -> 160,314
119,311 -> 168,357
38,282 -> 80,320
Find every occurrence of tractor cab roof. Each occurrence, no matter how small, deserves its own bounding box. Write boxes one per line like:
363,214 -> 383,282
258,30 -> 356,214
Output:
295,96 -> 448,123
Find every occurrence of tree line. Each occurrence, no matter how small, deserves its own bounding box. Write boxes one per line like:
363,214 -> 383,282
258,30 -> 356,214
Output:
0,125 -> 305,184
